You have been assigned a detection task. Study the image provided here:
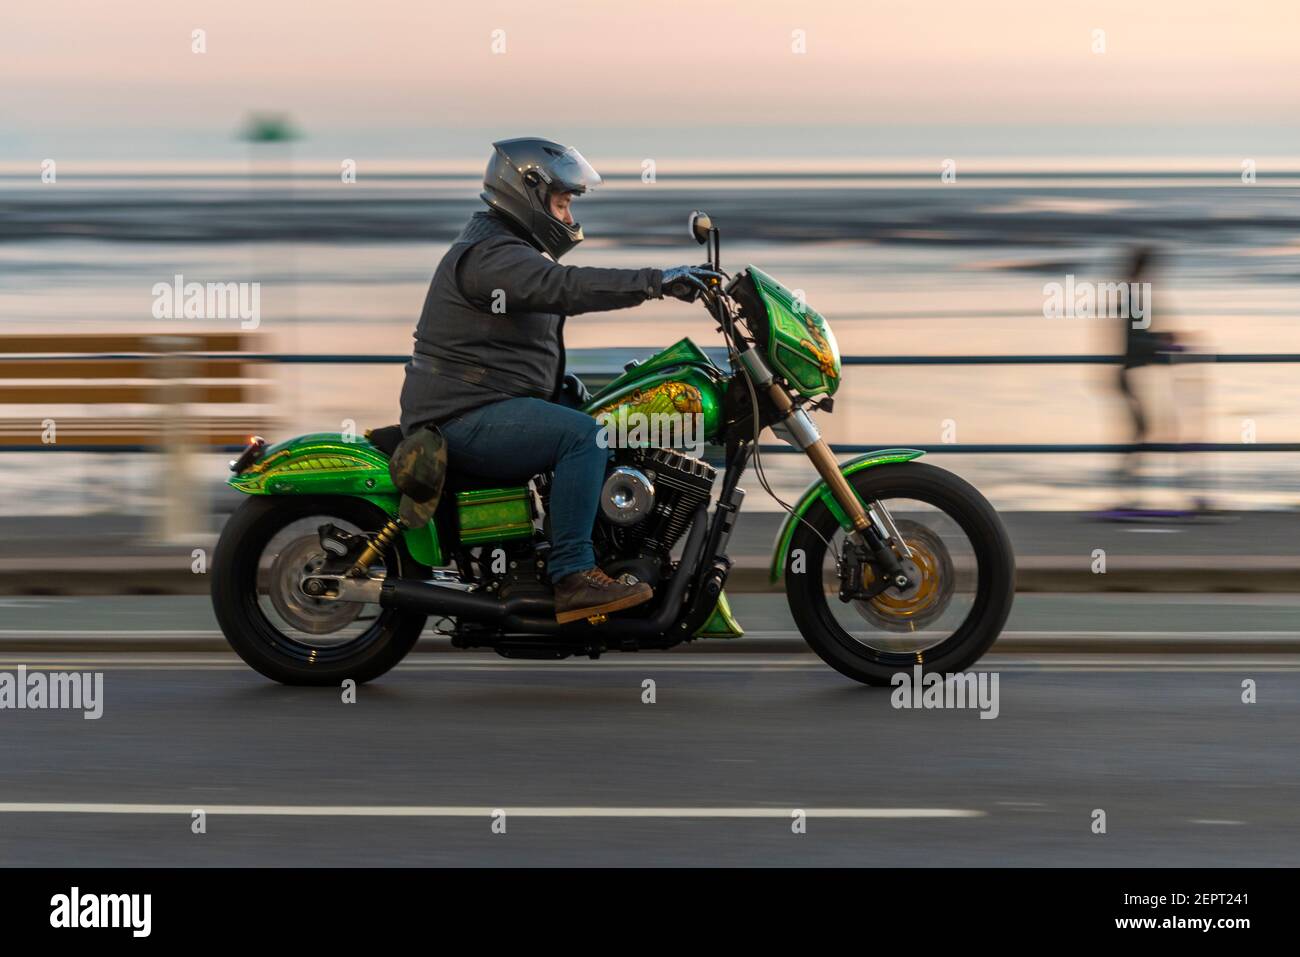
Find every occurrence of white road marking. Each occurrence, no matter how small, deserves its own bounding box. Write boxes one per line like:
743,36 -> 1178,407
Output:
1005,630 -> 1300,638
0,803 -> 983,819
1190,819 -> 1245,826
717,627 -> 1300,635
0,630 -> 220,638
1,656 -> 1299,673
3,629 -> 1297,641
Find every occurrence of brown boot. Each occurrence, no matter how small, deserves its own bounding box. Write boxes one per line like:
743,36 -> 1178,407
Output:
554,568 -> 653,624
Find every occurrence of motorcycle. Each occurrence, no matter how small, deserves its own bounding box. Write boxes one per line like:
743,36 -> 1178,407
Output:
211,211 -> 1015,685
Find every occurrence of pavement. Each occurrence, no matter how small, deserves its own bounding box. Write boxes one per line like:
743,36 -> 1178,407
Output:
3,506 -> 1300,595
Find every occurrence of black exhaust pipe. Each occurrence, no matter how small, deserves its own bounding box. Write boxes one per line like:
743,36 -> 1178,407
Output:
380,578 -> 551,622
378,506 -> 709,639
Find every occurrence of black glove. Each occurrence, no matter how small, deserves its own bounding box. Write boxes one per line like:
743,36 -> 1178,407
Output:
661,265 -> 725,302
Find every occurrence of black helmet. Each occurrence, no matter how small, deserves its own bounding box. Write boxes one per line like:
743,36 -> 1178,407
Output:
481,137 -> 602,260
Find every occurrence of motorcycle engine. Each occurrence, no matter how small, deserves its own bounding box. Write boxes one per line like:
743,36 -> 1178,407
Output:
533,447 -> 716,587
593,448 -> 717,580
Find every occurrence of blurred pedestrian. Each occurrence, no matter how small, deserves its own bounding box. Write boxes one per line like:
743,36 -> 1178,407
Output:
1106,245 -> 1199,516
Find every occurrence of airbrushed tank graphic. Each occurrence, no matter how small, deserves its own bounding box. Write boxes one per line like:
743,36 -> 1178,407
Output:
582,337 -> 725,446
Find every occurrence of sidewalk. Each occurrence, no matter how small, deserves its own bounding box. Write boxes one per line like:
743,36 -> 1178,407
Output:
2,508 -> 1298,595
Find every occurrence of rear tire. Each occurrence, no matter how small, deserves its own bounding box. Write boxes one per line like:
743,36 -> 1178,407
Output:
211,496 -> 428,685
785,463 -> 1014,685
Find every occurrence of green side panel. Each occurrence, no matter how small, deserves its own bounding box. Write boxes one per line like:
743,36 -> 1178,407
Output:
456,486 -> 535,544
768,449 -> 926,583
402,521 -> 443,568
584,361 -> 724,445
747,266 -> 841,399
693,589 -> 745,639
228,433 -> 444,567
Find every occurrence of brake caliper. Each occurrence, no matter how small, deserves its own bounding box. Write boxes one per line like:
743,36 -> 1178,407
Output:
838,542 -> 895,603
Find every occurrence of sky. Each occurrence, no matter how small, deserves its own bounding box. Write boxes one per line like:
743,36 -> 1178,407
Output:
3,0 -> 1298,161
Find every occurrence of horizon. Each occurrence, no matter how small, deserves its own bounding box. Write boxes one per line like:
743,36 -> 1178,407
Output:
5,124 -> 1300,166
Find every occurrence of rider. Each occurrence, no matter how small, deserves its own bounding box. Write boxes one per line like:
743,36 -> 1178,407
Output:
400,137 -> 720,624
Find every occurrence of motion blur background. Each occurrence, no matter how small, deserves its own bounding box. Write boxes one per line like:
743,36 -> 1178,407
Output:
3,0 -> 1299,530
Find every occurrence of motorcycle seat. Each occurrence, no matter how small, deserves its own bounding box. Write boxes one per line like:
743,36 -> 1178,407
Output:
365,423 -> 406,457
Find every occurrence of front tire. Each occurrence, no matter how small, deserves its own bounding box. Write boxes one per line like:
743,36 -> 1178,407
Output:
785,462 -> 1014,685
211,496 -> 428,685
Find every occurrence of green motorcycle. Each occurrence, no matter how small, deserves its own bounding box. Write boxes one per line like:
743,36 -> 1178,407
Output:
211,211 -> 1015,685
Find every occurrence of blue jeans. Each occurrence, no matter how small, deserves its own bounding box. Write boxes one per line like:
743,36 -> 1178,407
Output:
436,396 -> 609,582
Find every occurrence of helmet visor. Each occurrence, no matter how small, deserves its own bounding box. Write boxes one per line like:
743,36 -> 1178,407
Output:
546,146 -> 602,194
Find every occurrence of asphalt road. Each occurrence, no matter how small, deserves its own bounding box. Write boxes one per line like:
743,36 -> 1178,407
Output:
0,590 -> 1297,866
2,595 -> 1300,655
4,591 -> 1300,640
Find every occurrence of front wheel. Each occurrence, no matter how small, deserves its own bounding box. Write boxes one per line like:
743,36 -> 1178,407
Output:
785,462 -> 1015,685
211,496 -> 429,685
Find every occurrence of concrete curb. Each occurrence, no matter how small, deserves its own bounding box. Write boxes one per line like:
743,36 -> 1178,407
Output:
2,633 -> 1298,655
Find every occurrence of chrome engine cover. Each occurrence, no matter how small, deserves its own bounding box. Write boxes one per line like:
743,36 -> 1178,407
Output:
600,466 -> 655,526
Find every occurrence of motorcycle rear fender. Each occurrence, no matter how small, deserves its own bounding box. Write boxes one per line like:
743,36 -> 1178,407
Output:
226,432 -> 444,567
768,448 -> 925,583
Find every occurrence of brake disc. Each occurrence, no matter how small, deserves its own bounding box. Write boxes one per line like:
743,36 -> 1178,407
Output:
267,534 -> 364,635
854,519 -> 956,633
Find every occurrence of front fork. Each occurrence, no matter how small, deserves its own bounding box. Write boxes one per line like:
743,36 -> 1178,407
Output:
740,349 -> 913,590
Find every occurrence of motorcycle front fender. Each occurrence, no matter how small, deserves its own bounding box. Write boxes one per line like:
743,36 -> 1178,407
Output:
768,448 -> 925,584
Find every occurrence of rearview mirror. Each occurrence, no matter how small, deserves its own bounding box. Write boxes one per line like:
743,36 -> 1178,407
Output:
688,210 -> 712,246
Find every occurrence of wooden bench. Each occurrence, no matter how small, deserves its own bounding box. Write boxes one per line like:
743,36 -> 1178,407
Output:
0,333 -> 272,450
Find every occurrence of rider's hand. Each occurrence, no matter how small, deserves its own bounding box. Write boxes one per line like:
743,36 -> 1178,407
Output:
660,265 -> 725,302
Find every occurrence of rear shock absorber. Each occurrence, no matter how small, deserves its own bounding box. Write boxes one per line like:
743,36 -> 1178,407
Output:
348,517 -> 406,577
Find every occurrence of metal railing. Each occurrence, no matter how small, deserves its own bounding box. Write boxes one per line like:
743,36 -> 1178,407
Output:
4,350 -> 1298,454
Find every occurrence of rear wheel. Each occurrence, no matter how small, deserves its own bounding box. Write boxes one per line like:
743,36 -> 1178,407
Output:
211,496 -> 428,685
785,463 -> 1014,685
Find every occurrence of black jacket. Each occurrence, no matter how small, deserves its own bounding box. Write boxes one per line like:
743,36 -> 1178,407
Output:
400,210 -> 662,433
